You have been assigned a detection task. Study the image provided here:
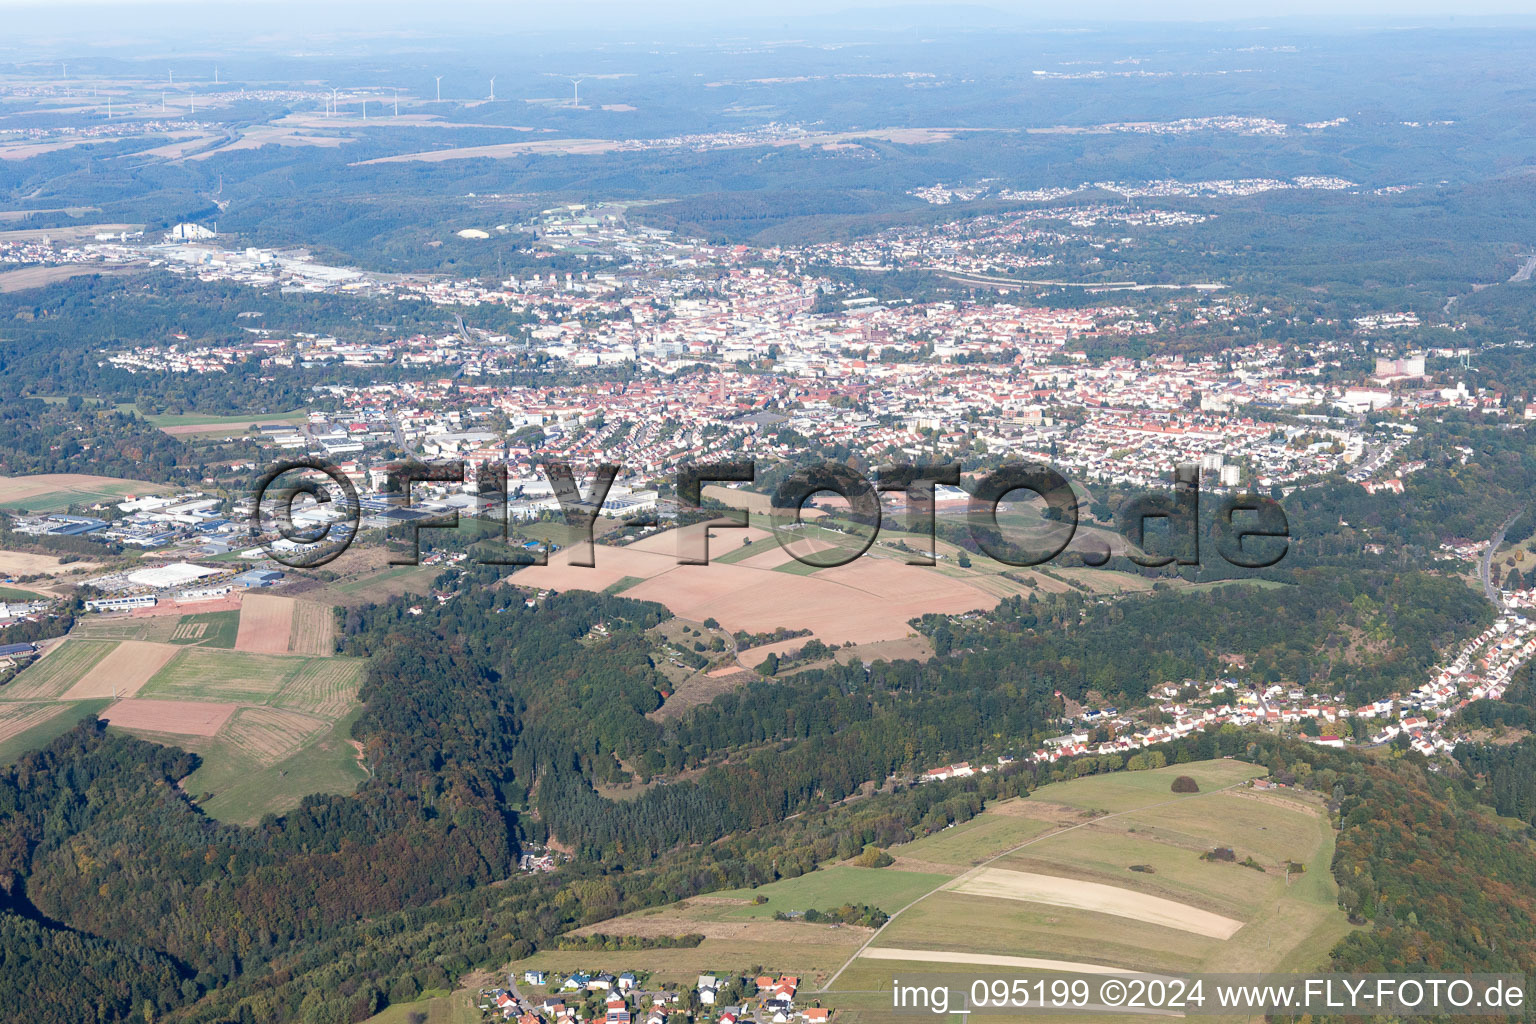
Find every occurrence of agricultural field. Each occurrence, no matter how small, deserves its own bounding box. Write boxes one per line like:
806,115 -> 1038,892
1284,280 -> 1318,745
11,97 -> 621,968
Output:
514,521 -> 995,649
139,647 -> 319,702
710,866 -> 953,920
0,698 -> 112,763
821,761 -> 1352,1023
541,760 -> 1351,1023
271,658 -> 368,717
1,639 -> 115,699
174,706 -> 368,824
218,706 -> 332,765
59,640 -> 180,699
72,608 -> 240,646
0,472 -> 172,513
235,593 -> 298,653
0,701 -> 72,745
0,592 -> 369,823
288,599 -> 338,655
0,548 -> 102,577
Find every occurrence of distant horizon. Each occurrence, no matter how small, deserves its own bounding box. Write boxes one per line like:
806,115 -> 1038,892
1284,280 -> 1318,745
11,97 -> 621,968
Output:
0,0 -> 1534,24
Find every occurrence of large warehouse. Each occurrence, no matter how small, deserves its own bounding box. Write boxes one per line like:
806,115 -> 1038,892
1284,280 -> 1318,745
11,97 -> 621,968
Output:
124,561 -> 221,590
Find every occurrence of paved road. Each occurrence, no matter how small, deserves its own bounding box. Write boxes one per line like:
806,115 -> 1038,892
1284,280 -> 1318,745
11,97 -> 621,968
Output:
1511,254 -> 1536,283
1482,507 -> 1525,606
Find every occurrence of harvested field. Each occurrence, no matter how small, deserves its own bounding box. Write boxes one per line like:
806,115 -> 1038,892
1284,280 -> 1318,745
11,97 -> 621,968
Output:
2,640 -> 115,699
271,658 -> 367,717
103,698 -> 237,737
0,549 -> 100,576
949,867 -> 1245,939
236,594 -> 296,653
220,707 -> 330,766
60,641 -> 180,700
287,601 -> 337,655
0,263 -> 143,293
0,702 -> 70,744
517,532 -> 995,648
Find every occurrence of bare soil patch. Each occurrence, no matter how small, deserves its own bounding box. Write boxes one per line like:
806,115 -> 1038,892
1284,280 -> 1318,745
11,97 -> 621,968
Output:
236,594 -> 296,653
102,698 -> 237,736
950,867 -> 1244,939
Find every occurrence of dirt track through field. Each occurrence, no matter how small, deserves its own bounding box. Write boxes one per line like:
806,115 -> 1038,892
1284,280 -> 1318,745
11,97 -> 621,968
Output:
61,641 -> 180,700
236,594 -> 295,653
949,867 -> 1245,939
857,947 -> 1159,976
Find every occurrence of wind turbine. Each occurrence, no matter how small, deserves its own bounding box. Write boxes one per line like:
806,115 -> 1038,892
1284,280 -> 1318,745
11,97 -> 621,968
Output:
106,96 -> 111,118
189,92 -> 195,114
330,87 -> 339,117
570,78 -> 583,106
60,62 -> 66,79
161,92 -> 166,113
393,87 -> 398,116
488,76 -> 495,101
213,67 -> 220,85
435,75 -> 442,101
169,69 -> 174,85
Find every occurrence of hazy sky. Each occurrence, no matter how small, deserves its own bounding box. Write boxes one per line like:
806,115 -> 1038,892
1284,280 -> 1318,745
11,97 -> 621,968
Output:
0,0 -> 1530,57
0,0 -> 1532,16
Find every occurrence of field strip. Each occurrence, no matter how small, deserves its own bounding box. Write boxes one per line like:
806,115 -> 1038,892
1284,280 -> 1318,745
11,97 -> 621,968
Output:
102,698 -> 237,736
856,948 -> 1162,976
948,868 -> 1244,939
222,706 -> 330,766
0,702 -> 69,743
61,641 -> 181,700
821,780 -> 1251,993
2,639 -> 116,699
236,594 -> 296,653
288,601 -> 337,655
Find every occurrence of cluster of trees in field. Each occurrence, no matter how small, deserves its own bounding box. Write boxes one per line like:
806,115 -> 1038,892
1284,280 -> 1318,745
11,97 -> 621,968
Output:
552,933 -> 704,952
773,904 -> 888,927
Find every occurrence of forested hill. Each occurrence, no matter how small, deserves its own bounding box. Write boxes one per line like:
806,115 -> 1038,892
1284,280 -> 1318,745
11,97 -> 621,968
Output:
1,557 -> 1534,1023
